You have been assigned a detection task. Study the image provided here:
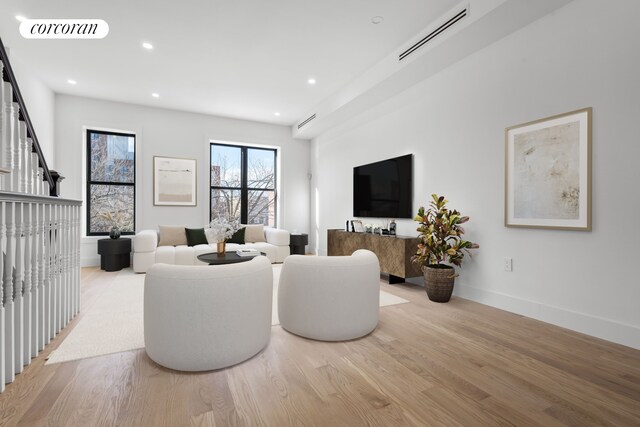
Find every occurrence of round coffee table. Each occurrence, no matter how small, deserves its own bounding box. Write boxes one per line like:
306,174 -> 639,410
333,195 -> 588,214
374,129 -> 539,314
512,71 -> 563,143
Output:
197,251 -> 264,265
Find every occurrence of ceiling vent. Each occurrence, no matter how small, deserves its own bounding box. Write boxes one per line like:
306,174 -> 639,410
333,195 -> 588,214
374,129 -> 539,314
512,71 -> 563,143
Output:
297,113 -> 316,129
399,5 -> 468,61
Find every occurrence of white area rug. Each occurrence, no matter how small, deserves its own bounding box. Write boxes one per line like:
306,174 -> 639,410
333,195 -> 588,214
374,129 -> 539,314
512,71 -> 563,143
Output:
46,265 -> 409,365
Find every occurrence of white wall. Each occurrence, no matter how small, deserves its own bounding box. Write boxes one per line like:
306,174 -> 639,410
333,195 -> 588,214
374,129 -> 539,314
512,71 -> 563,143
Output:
310,0 -> 640,349
55,95 -> 310,266
7,52 -> 56,168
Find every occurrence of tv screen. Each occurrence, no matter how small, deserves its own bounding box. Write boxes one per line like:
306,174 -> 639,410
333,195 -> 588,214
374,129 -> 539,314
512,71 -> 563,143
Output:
353,154 -> 412,218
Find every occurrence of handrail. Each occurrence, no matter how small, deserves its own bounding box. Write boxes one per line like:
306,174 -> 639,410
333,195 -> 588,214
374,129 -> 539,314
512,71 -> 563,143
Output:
0,37 -> 56,196
0,190 -> 81,206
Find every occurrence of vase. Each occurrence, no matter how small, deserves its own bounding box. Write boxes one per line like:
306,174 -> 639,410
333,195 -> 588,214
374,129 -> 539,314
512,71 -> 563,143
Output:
216,241 -> 226,255
109,227 -> 120,239
423,265 -> 456,302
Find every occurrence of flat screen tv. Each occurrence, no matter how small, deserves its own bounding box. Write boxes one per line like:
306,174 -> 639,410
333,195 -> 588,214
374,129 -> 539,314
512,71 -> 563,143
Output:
353,154 -> 412,218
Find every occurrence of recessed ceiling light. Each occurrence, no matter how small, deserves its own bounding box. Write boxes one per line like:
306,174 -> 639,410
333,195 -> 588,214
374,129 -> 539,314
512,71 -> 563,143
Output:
274,112 -> 281,116
151,92 -> 160,98
307,78 -> 316,85
371,16 -> 384,24
15,15 -> 27,22
67,79 -> 77,85
142,42 -> 153,50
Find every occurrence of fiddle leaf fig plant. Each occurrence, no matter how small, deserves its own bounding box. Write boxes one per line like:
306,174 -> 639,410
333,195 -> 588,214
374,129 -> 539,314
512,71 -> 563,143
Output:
411,194 -> 479,268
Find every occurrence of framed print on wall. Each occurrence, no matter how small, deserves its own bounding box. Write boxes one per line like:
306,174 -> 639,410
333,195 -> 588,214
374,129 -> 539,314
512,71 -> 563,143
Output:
505,107 -> 592,230
153,156 -> 197,206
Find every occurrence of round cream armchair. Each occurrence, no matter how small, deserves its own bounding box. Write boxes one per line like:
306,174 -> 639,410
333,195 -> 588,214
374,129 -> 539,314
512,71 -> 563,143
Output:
144,256 -> 273,371
277,249 -> 380,341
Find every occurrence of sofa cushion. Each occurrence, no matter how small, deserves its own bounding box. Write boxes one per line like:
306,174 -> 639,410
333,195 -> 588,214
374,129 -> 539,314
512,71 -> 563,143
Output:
158,226 -> 188,247
227,227 -> 246,244
244,224 -> 266,243
185,228 -> 208,246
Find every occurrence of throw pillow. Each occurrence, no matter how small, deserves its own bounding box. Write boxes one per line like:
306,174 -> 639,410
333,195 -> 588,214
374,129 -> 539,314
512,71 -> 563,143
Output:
158,225 -> 188,247
185,228 -> 208,246
227,227 -> 246,244
244,224 -> 266,243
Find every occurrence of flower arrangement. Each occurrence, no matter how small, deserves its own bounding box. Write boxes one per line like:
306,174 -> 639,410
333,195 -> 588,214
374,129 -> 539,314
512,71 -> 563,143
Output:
208,217 -> 240,242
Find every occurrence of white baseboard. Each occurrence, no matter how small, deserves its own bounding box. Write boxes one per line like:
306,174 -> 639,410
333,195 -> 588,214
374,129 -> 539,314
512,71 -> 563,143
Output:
454,284 -> 640,350
81,255 -> 100,267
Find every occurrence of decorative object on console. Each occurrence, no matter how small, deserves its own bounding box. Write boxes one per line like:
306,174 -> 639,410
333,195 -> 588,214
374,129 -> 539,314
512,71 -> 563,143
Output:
412,194 -> 479,302
389,219 -> 397,236
352,220 -> 364,233
505,107 -> 592,230
109,226 -> 121,239
153,156 -> 197,206
208,217 -> 240,254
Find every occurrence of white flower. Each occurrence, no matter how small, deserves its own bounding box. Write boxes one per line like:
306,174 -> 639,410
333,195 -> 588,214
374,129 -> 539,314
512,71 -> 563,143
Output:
208,217 -> 240,242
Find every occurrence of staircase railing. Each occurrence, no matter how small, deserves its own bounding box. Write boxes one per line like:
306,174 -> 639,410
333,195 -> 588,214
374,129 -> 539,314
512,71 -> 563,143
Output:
0,37 -> 62,197
0,38 -> 80,392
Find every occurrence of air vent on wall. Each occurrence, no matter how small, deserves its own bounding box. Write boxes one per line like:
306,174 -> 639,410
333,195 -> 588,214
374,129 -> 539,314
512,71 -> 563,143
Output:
399,5 -> 468,61
297,113 -> 316,129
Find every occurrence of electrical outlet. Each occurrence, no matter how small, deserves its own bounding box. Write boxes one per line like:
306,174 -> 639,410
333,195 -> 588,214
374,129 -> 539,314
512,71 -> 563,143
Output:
504,257 -> 513,272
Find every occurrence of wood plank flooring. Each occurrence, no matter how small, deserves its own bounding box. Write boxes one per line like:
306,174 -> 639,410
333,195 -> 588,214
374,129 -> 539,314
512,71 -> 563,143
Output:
0,267 -> 638,426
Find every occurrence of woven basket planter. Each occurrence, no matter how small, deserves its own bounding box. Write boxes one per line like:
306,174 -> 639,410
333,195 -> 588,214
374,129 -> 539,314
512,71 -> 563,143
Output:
422,265 -> 456,302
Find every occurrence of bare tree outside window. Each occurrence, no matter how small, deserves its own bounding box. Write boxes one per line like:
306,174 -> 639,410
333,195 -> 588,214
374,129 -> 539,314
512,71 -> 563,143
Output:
87,130 -> 135,235
210,143 -> 276,226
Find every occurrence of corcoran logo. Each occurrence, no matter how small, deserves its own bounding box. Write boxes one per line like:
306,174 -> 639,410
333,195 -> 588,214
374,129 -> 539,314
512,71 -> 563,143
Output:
19,19 -> 109,39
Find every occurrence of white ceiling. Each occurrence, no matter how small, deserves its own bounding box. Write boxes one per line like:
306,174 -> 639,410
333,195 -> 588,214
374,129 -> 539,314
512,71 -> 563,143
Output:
0,0 -> 461,127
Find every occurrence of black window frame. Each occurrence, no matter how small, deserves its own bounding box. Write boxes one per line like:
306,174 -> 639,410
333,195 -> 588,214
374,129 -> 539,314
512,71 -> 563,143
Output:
86,129 -> 136,236
209,142 -> 277,226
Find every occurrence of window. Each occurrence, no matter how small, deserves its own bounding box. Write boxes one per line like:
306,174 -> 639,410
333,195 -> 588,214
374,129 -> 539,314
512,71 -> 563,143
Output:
86,129 -> 136,235
210,143 -> 276,226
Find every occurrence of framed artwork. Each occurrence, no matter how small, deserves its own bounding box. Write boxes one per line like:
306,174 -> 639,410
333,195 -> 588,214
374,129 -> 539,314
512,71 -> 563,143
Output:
505,107 -> 592,230
153,156 -> 197,206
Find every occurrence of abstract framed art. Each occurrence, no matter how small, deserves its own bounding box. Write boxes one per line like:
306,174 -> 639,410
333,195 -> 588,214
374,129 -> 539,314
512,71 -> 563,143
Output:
153,156 -> 197,206
505,107 -> 592,230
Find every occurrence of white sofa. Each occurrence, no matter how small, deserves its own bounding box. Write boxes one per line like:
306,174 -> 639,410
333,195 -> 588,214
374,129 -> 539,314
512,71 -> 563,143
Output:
144,257 -> 273,371
133,227 -> 290,273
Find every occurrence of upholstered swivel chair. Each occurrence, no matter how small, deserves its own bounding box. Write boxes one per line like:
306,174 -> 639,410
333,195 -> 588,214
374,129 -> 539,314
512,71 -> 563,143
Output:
144,256 -> 272,371
277,249 -> 380,341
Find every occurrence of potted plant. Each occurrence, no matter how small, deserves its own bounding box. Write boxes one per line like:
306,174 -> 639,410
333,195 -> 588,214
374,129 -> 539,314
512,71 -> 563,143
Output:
411,194 -> 479,302
208,217 -> 240,254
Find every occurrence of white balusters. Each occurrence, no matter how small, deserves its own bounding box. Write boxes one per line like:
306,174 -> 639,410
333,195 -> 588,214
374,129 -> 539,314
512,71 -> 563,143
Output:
13,202 -> 23,373
2,84 -> 17,192
30,152 -> 38,195
4,201 -> 15,383
10,102 -> 21,193
0,196 -> 80,390
0,200 -> 5,392
25,138 -> 33,195
30,201 -> 38,358
37,203 -> 45,351
18,122 -> 27,193
22,203 -> 31,364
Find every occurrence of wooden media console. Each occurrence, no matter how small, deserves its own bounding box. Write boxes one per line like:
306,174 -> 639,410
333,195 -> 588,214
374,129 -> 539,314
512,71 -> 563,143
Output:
327,229 -> 422,283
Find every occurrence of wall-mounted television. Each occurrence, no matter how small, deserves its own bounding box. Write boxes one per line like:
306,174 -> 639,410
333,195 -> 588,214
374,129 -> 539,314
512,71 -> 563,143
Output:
353,154 -> 413,218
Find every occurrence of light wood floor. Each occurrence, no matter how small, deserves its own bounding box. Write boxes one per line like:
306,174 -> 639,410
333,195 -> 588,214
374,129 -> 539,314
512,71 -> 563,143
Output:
0,268 -> 639,427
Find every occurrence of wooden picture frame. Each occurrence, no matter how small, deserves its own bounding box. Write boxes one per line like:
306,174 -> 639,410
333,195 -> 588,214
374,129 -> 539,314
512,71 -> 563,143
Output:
505,107 -> 592,230
153,156 -> 197,206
